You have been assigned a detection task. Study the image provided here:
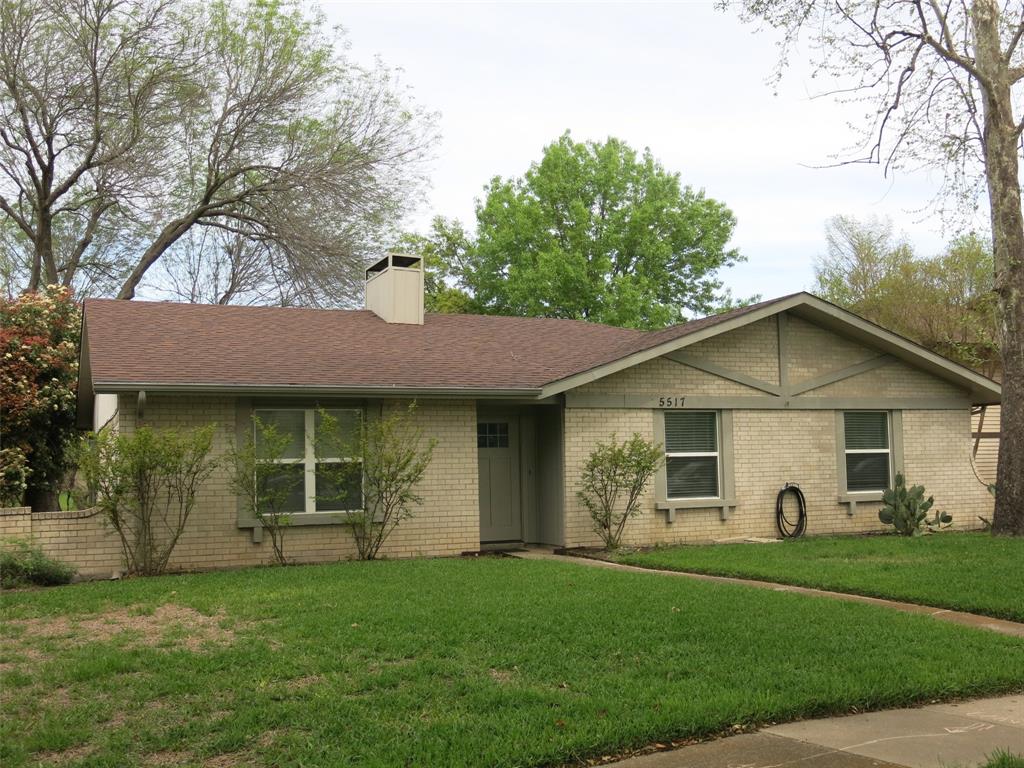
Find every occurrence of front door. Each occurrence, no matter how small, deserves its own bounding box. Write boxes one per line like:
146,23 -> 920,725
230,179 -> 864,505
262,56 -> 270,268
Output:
478,419 -> 522,542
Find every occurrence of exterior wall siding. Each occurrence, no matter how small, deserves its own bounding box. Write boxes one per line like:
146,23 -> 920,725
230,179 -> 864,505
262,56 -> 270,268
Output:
4,395 -> 479,577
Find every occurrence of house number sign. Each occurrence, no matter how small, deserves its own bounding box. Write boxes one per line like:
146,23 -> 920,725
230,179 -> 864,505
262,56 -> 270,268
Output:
657,396 -> 686,408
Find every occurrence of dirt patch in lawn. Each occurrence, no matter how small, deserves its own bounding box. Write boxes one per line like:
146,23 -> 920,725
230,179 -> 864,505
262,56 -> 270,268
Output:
34,744 -> 94,765
143,750 -> 193,766
285,674 -> 323,690
203,750 -> 257,767
5,605 -> 242,652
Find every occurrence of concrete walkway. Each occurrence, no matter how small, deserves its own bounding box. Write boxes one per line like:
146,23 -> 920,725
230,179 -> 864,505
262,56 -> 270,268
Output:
511,550 -> 1024,638
609,694 -> 1024,768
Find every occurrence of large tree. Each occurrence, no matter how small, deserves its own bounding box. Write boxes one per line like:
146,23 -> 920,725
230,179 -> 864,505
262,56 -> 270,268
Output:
730,0 -> 1023,534
815,215 -> 1000,373
404,133 -> 746,329
0,0 -> 435,306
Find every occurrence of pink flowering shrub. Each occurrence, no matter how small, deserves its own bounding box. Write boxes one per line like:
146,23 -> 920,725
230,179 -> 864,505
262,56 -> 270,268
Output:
0,286 -> 80,509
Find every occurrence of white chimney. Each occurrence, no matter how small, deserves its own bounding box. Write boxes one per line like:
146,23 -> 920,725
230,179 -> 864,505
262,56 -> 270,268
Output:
365,253 -> 425,325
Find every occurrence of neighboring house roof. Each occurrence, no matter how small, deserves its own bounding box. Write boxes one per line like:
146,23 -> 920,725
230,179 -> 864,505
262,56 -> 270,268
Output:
76,292 -> 1001,426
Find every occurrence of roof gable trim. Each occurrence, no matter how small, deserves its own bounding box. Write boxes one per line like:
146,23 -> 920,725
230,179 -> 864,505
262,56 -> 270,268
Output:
540,293 -> 1001,403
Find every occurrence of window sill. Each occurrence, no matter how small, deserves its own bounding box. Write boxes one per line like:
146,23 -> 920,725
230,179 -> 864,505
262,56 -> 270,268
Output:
837,492 -> 884,517
239,512 -> 358,528
656,498 -> 737,522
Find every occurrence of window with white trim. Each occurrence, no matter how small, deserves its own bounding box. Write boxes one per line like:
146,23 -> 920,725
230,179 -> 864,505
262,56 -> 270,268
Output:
664,411 -> 720,499
843,411 -> 891,492
254,408 -> 363,515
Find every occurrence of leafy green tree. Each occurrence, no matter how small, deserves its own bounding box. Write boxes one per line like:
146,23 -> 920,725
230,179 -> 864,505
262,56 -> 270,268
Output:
405,134 -> 745,329
815,216 -> 999,374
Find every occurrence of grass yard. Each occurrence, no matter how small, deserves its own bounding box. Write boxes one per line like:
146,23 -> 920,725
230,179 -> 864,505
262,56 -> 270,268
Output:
615,532 -> 1024,622
2,557 -> 1024,767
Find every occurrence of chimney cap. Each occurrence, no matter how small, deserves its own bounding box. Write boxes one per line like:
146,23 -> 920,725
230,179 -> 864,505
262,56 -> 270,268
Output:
366,253 -> 422,279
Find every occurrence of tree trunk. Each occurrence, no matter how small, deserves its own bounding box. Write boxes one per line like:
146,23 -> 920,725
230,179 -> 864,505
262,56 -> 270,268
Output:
24,486 -> 59,513
974,0 -> 1024,535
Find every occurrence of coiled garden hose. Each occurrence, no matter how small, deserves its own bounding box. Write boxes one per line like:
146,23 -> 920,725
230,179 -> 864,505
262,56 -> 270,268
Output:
776,483 -> 807,539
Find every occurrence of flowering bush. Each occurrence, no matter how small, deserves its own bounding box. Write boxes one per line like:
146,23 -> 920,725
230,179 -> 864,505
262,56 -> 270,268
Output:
0,286 -> 80,510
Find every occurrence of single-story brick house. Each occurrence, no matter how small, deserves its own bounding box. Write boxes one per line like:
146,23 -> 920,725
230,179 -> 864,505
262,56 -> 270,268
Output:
7,255 -> 1000,576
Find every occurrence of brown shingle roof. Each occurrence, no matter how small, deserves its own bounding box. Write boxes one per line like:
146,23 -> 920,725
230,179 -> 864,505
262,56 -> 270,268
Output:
81,295 -> 796,393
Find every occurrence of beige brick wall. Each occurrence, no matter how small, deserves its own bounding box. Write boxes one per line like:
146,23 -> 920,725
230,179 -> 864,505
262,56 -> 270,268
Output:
688,316 -> 780,384
562,406 -> 991,548
582,356 -> 763,397
561,315 -> 992,547
13,395 -> 479,577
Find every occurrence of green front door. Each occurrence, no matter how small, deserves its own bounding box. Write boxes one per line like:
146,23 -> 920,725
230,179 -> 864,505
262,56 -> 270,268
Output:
477,419 -> 522,542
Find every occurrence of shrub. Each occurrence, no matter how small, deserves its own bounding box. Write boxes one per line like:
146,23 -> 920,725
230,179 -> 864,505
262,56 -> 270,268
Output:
578,433 -> 663,550
878,473 -> 952,536
228,415 -> 304,565
316,404 -> 436,561
0,286 -> 80,511
75,425 -> 217,575
0,447 -> 29,507
0,539 -> 76,588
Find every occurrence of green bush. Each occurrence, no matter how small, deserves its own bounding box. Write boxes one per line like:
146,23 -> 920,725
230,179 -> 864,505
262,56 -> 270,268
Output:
878,473 -> 952,536
0,538 -> 76,588
578,433 -> 663,550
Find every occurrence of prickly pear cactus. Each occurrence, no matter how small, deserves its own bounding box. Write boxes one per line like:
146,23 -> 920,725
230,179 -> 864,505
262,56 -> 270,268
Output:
877,473 -> 946,535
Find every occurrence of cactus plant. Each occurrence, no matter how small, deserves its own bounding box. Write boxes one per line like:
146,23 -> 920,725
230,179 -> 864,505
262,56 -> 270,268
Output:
878,473 -> 952,535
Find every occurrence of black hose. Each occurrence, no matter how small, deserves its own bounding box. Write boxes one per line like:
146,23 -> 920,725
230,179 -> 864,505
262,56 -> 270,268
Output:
776,483 -> 807,539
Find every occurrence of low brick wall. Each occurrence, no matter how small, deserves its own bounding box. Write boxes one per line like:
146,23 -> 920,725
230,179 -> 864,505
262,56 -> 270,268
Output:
0,506 -> 123,578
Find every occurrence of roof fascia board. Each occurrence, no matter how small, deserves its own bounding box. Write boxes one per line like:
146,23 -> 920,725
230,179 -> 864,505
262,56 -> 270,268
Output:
92,382 -> 544,399
538,295 -> 806,398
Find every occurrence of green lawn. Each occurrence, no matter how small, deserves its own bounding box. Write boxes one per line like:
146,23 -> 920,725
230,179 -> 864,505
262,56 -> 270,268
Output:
2,558 -> 1024,767
615,532 -> 1024,622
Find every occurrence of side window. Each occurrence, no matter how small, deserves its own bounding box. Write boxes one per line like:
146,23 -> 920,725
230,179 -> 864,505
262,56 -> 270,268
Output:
664,411 -> 720,499
843,411 -> 891,492
253,408 -> 363,514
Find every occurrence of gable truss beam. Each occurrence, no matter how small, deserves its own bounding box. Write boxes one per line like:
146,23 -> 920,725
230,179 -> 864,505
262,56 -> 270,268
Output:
664,351 -> 783,396
785,355 -> 894,397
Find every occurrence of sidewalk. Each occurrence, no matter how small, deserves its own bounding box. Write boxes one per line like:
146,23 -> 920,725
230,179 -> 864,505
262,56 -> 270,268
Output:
511,549 -> 1024,638
608,694 -> 1024,768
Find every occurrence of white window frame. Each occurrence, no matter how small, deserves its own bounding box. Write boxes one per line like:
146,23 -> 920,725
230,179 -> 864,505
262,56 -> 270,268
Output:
254,408 -> 363,515
842,410 -> 892,493
665,410 -> 721,501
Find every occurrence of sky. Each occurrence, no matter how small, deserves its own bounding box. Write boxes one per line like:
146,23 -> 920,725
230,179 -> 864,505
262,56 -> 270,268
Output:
321,0 -> 981,303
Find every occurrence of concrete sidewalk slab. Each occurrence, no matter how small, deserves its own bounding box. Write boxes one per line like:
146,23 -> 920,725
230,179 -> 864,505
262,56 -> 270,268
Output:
604,695 -> 1024,768
609,732 -> 902,767
766,698 -> 1024,768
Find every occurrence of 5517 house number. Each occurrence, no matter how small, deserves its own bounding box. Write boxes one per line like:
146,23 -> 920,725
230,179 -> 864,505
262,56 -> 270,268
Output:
658,396 -> 686,408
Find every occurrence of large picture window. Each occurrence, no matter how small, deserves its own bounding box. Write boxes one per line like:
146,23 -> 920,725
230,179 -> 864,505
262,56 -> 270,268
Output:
254,408 -> 363,515
664,411 -> 720,499
843,411 -> 891,492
